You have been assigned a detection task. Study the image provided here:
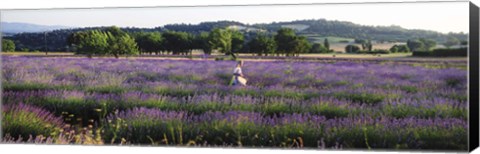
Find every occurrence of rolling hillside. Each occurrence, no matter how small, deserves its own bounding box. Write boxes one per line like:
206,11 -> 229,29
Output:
2,19 -> 468,52
1,22 -> 74,34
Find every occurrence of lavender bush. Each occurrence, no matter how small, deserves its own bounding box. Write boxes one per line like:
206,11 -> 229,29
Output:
104,108 -> 466,149
2,103 -> 64,140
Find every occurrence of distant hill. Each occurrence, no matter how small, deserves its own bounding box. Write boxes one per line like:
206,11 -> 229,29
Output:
162,19 -> 467,43
253,19 -> 467,43
163,21 -> 245,33
1,22 -> 74,34
2,19 -> 468,52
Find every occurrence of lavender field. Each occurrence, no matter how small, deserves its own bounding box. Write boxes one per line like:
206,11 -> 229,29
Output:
1,56 -> 468,150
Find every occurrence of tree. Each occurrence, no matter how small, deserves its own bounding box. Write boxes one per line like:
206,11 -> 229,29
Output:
75,30 -> 110,57
274,28 -> 297,57
367,40 -> 373,51
310,43 -> 330,53
198,32 -> 213,55
107,33 -> 139,58
345,44 -> 360,53
292,36 -> 311,56
389,45 -> 410,53
419,38 -> 436,51
193,32 -> 214,55
398,45 -> 410,52
390,46 -> 398,53
210,28 -> 233,58
273,28 -> 314,57
103,27 -> 139,58
2,39 -> 15,52
324,38 -> 330,50
360,40 -> 372,51
444,36 -> 460,48
70,27 -> 139,58
406,39 -> 424,52
67,31 -> 89,52
248,34 -> 276,56
231,30 -> 244,53
162,31 -> 192,55
104,26 -> 126,37
134,32 -> 163,55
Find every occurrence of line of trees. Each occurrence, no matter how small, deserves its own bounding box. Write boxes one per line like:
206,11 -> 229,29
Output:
346,38 -> 438,54
243,29 -> 333,56
131,28 -> 245,58
247,34 -> 276,56
345,42 -> 411,54
68,26 -> 138,58
4,20 -> 467,52
67,27 -> 333,58
6,26 -> 446,57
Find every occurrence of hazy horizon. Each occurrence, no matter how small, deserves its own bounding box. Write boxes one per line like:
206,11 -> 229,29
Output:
0,1 -> 469,33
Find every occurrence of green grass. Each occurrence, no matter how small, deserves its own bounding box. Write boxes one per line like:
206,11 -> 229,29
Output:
6,88 -> 467,121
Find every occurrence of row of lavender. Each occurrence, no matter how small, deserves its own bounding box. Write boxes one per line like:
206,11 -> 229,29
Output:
3,90 -> 467,120
2,103 -> 467,149
1,56 -> 468,150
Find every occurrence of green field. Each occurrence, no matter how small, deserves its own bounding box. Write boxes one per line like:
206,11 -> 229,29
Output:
302,35 -> 355,43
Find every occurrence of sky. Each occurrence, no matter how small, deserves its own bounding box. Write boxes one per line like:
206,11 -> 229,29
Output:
0,1 -> 470,34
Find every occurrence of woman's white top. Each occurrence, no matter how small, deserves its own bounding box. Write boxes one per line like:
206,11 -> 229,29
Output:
233,66 -> 242,76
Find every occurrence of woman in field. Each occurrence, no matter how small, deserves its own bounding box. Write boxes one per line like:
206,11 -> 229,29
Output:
231,60 -> 247,86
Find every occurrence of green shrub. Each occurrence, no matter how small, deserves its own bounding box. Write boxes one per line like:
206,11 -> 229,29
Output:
413,48 -> 467,57
389,45 -> 410,53
432,48 -> 467,57
2,103 -> 64,140
345,45 -> 360,53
